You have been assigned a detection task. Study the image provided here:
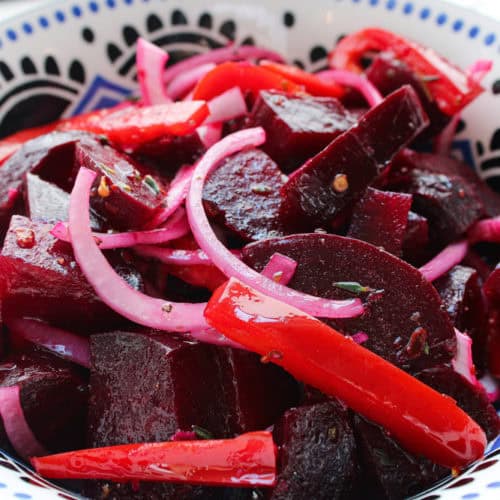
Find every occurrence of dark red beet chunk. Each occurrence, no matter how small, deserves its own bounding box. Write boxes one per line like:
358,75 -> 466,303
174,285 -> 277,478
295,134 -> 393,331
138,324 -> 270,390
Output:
242,233 -> 456,372
416,366 -> 500,441
353,415 -> 447,500
0,351 -> 87,454
389,151 -> 487,245
434,265 -> 488,373
366,52 -> 450,142
86,331 -> 227,499
280,86 -> 429,231
393,149 -> 500,218
484,264 -> 500,305
402,211 -> 430,265
271,401 -> 359,500
214,348 -> 299,434
0,131 -> 82,236
202,148 -> 286,241
0,215 -> 143,332
250,90 -> 356,173
130,133 -> 206,175
347,187 -> 412,256
75,140 -> 166,230
24,173 -> 103,230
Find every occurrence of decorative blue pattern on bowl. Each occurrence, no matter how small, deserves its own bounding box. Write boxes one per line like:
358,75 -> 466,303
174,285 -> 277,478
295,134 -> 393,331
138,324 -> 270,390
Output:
0,0 -> 499,498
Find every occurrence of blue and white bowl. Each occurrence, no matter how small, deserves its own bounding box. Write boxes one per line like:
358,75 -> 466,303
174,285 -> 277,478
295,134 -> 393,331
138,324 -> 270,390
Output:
0,0 -> 499,498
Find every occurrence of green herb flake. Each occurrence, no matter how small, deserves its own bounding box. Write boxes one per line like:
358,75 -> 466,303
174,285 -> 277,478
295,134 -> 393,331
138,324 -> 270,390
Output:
419,74 -> 440,83
333,281 -> 371,294
192,425 -> 213,440
143,175 -> 161,195
423,342 -> 430,355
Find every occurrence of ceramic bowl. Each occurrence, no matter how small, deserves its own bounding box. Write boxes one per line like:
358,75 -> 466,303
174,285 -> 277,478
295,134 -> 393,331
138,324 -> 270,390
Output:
0,0 -> 499,498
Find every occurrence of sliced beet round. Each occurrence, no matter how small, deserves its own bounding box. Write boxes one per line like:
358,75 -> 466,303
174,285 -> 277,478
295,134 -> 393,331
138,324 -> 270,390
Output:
0,351 -> 88,455
75,139 -> 167,230
280,85 -> 429,231
434,265 -> 488,373
347,187 -> 412,256
366,52 -> 450,142
415,366 -> 500,442
353,415 -> 447,500
242,233 -> 456,372
250,90 -> 356,173
402,211 -> 430,265
272,401 -> 359,500
0,215 -> 143,332
202,148 -> 286,241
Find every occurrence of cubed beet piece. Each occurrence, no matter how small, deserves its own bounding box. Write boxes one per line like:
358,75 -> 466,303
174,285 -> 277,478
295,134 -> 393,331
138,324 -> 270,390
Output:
434,265 -> 488,373
215,348 -> 299,434
366,52 -> 450,142
271,401 -> 359,500
250,90 -> 356,173
347,187 -> 412,256
388,151 -> 486,245
242,233 -> 456,372
130,133 -> 206,175
402,211 -> 430,265
0,131 -> 82,237
0,215 -> 143,332
393,149 -> 500,218
75,140 -> 166,229
202,148 -> 286,241
24,173 -> 103,230
280,86 -> 429,231
353,415 -> 447,500
0,351 -> 87,454
86,331 -> 226,499
416,366 -> 500,441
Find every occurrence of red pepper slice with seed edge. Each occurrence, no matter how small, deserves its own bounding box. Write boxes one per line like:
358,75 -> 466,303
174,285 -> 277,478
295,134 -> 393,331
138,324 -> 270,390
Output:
205,277 -> 487,470
328,28 -> 483,116
192,62 -> 304,101
31,431 -> 276,486
78,101 -> 209,146
259,60 -> 345,98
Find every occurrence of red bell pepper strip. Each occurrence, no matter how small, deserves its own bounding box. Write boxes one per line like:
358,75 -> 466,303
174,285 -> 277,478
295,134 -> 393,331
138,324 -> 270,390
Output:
31,431 -> 276,487
328,28 -> 483,116
259,60 -> 344,98
76,101 -> 209,146
192,62 -> 303,101
205,278 -> 487,469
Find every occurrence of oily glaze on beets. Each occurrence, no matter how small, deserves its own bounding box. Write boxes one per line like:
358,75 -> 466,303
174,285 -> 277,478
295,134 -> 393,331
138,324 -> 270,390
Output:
242,233 -> 456,372
250,90 -> 356,173
272,401 -> 359,500
202,148 -> 286,241
347,187 -> 412,256
0,351 -> 87,454
280,86 -> 429,231
434,265 -> 488,373
0,215 -> 143,332
353,415 -> 447,500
